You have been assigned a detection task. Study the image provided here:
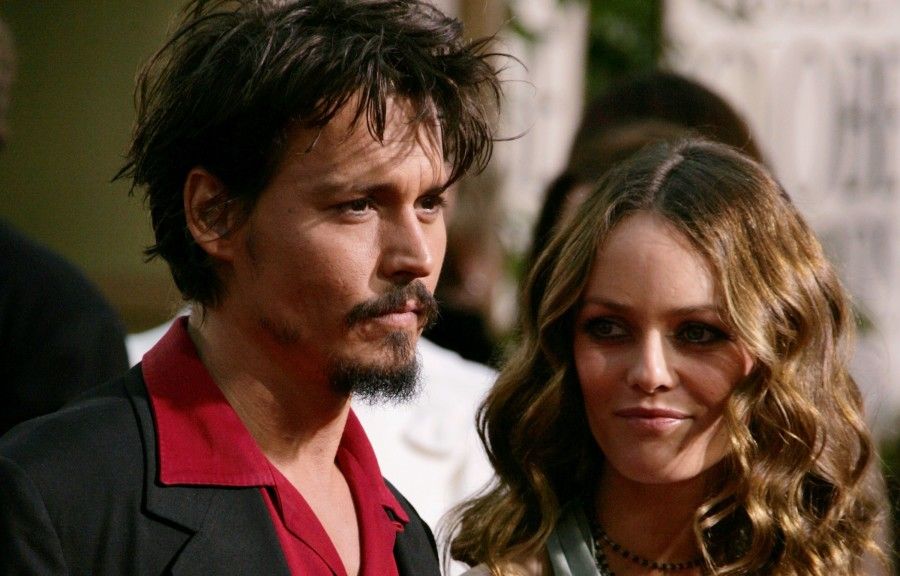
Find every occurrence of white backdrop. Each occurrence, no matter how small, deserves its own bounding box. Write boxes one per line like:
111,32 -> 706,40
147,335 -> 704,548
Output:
666,0 -> 900,437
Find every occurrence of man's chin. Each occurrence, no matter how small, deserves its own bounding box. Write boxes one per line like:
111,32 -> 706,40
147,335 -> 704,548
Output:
329,330 -> 421,404
329,356 -> 421,406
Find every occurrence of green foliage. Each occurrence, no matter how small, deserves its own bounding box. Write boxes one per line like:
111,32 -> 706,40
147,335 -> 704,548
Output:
571,0 -> 663,99
504,0 -> 663,99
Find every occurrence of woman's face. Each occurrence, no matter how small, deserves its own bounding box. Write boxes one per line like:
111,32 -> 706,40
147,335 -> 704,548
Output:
573,211 -> 754,485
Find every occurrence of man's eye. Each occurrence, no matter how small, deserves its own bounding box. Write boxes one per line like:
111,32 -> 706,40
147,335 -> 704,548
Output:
583,318 -> 627,340
678,323 -> 728,344
343,198 -> 374,214
417,194 -> 447,213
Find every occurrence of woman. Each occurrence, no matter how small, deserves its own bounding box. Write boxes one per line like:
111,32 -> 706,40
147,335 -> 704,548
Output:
450,139 -> 887,574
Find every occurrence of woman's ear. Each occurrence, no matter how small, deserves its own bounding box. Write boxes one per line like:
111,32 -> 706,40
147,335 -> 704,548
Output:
183,167 -> 240,262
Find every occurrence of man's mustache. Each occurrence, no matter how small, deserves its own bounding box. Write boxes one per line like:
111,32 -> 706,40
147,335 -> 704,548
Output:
345,280 -> 438,329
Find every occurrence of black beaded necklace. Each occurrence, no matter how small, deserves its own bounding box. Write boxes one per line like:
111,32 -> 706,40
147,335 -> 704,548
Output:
593,540 -> 615,576
589,518 -> 704,574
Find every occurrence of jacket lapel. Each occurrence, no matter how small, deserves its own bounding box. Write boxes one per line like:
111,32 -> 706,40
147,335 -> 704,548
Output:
126,374 -> 291,576
168,488 -> 290,575
386,480 -> 441,576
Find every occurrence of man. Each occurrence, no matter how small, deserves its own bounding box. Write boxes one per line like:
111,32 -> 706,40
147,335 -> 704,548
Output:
126,313 -> 498,538
0,15 -> 129,435
0,1 -> 501,574
126,312 -> 497,576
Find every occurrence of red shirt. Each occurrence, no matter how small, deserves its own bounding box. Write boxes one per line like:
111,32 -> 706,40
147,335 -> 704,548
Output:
142,317 -> 408,576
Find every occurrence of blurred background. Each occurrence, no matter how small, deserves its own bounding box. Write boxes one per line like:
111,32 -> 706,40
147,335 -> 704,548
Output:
1,0 -> 898,536
0,1 -> 180,330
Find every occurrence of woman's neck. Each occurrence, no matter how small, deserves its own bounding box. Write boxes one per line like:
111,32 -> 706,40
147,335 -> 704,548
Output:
591,466 -> 716,572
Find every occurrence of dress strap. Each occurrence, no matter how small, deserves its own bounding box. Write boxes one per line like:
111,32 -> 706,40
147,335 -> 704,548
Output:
545,501 -> 603,576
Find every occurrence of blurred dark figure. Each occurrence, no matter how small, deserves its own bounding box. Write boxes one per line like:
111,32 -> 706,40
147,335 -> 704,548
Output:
881,430 -> 900,569
527,70 -> 765,270
424,180 -> 504,367
0,16 -> 128,435
426,71 -> 767,368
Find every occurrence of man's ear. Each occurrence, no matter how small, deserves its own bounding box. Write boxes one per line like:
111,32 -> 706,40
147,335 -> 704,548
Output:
183,167 -> 241,262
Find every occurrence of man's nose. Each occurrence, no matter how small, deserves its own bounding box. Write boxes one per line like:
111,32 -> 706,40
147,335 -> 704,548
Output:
379,208 -> 442,284
626,332 -> 677,394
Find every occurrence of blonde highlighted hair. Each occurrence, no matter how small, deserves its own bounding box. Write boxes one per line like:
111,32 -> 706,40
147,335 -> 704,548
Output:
449,139 -> 885,574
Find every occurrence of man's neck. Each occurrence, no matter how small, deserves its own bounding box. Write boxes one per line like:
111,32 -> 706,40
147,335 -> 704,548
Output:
187,309 -> 349,472
188,309 -> 362,576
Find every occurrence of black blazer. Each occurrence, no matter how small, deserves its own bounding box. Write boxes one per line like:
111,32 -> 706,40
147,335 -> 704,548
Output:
0,366 -> 441,575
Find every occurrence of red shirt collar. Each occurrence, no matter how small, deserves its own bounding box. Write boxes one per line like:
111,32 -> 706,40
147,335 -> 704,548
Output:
141,316 -> 407,522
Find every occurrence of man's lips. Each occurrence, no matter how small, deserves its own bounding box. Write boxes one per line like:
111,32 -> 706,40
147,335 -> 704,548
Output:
345,280 -> 438,330
371,301 -> 423,329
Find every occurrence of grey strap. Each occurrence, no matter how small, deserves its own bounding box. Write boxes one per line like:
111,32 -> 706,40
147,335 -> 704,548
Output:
546,503 -> 601,576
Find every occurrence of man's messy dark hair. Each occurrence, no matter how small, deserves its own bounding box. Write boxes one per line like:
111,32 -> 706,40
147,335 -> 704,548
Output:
117,0 -> 503,306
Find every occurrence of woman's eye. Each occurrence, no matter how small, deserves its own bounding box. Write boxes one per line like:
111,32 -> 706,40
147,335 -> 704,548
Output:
584,318 -> 627,340
678,323 -> 728,344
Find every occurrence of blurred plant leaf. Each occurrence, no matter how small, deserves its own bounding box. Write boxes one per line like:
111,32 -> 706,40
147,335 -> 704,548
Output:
585,0 -> 662,98
503,0 -> 663,99
504,14 -> 539,42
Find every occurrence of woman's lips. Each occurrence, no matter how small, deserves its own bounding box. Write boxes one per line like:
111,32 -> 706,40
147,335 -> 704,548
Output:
614,407 -> 690,433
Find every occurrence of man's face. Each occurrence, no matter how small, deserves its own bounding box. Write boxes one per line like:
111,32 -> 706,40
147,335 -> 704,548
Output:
223,99 -> 447,399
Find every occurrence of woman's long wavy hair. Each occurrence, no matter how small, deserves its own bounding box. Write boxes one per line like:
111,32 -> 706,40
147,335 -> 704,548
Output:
449,139 -> 885,574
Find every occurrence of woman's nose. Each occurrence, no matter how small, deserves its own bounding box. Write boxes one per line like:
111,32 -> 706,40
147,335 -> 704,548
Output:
626,332 -> 676,393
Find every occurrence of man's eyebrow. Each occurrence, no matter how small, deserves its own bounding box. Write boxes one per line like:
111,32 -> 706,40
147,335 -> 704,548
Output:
300,183 -> 436,203
302,179 -> 350,198
426,183 -> 450,195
